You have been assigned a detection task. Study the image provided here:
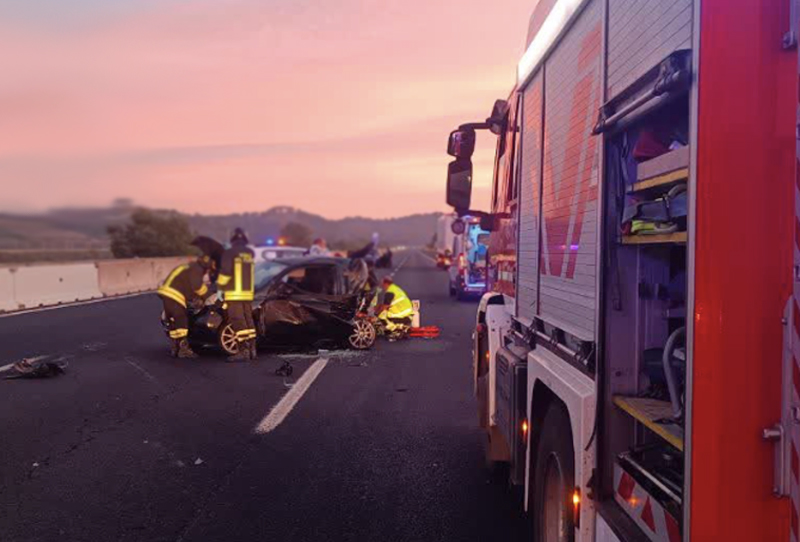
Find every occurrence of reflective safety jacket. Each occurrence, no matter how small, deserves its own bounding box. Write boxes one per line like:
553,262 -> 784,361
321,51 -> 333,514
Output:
217,242 -> 255,302
157,262 -> 208,308
383,283 -> 413,319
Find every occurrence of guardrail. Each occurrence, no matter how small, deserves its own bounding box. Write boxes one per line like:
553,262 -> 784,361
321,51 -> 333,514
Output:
0,257 -> 190,313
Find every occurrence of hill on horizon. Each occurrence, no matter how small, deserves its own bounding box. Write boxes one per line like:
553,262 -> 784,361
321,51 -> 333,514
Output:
0,204 -> 441,251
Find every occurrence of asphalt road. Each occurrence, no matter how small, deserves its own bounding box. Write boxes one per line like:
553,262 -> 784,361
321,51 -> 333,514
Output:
0,250 -> 528,542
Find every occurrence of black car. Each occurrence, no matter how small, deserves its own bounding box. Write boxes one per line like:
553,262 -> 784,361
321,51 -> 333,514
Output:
182,257 -> 377,354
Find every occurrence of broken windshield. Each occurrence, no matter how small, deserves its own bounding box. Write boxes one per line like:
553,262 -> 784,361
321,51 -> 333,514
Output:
255,261 -> 289,291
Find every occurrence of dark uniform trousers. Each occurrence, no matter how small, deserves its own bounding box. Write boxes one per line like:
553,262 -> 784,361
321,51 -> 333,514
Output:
227,301 -> 256,344
217,241 -> 257,346
163,298 -> 190,339
157,262 -> 208,341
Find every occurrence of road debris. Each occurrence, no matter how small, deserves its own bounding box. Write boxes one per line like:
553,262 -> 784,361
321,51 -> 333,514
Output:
275,360 -> 294,377
194,458 -> 204,466
3,358 -> 68,380
0,355 -> 49,373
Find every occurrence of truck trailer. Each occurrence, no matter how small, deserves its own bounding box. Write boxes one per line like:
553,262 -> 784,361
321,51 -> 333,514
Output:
444,0 -> 799,540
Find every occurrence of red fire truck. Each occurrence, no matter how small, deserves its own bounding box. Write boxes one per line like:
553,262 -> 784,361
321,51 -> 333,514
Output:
445,0 -> 799,540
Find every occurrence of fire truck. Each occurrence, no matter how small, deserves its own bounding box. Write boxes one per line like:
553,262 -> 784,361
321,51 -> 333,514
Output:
445,0 -> 799,540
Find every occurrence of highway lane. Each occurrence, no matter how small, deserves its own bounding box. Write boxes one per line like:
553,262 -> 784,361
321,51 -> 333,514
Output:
0,251 -> 528,541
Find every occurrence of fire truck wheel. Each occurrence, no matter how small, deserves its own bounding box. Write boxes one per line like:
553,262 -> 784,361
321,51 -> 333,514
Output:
531,402 -> 575,542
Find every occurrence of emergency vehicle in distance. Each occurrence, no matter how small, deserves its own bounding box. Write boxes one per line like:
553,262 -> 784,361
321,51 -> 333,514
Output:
445,0 -> 797,541
435,213 -> 456,269
447,215 -> 489,300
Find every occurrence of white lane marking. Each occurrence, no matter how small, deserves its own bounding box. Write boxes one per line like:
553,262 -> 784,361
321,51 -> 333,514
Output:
0,292 -> 148,319
416,250 -> 437,264
254,357 -> 329,434
125,358 -> 160,385
389,254 -> 411,277
0,355 -> 49,373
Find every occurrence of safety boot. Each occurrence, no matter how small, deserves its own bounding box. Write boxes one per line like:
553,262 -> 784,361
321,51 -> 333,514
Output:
176,339 -> 198,359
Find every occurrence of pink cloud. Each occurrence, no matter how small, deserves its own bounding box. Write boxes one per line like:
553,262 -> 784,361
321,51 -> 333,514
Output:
0,0 -> 532,218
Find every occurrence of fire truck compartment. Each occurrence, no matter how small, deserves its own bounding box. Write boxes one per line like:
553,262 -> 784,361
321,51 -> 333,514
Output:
614,448 -> 683,542
612,396 -> 683,452
599,46 -> 691,537
495,344 -> 529,486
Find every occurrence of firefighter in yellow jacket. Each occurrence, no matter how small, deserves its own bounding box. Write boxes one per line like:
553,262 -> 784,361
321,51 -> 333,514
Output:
217,228 -> 257,361
157,255 -> 213,358
375,276 -> 414,339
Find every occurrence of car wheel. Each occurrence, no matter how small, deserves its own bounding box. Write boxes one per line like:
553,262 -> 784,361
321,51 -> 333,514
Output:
532,403 -> 576,542
218,323 -> 239,355
348,319 -> 376,350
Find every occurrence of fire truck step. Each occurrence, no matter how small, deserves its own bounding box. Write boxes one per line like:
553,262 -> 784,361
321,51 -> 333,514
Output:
613,396 -> 684,452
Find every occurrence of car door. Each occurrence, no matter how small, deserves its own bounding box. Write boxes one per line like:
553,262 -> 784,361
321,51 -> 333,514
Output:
260,264 -> 341,346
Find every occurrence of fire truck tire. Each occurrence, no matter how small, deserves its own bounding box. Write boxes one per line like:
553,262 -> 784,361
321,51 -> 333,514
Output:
531,401 -> 575,542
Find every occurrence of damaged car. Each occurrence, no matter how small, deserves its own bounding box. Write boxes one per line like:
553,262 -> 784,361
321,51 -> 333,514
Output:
181,257 -> 377,354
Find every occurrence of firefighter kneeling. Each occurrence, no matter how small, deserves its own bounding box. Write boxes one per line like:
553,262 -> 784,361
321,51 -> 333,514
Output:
217,228 -> 258,361
157,255 -> 214,358
376,276 -> 414,340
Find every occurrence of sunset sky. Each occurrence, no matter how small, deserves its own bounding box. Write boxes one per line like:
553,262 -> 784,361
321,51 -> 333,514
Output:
0,0 -> 533,218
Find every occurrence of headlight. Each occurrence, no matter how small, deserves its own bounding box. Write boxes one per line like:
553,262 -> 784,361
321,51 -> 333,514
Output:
206,312 -> 223,329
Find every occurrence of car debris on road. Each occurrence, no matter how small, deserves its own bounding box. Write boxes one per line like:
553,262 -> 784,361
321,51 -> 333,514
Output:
3,357 -> 68,380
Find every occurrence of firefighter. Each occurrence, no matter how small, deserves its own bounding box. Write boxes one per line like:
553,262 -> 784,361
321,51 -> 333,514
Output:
217,228 -> 257,361
157,255 -> 214,358
375,276 -> 414,339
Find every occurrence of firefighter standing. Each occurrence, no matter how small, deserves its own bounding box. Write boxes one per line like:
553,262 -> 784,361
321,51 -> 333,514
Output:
157,255 -> 213,358
217,228 -> 257,361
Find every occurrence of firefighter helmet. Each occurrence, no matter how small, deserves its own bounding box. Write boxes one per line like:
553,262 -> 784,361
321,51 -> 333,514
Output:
230,228 -> 249,244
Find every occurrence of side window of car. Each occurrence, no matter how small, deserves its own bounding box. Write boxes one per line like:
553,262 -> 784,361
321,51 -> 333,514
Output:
283,265 -> 338,295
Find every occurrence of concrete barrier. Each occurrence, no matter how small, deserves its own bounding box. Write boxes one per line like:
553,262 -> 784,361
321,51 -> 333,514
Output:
12,263 -> 103,309
0,268 -> 15,312
0,256 -> 192,313
97,259 -> 159,296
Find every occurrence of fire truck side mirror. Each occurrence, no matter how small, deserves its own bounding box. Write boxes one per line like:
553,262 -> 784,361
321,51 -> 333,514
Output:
447,128 -> 476,159
446,159 -> 473,211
